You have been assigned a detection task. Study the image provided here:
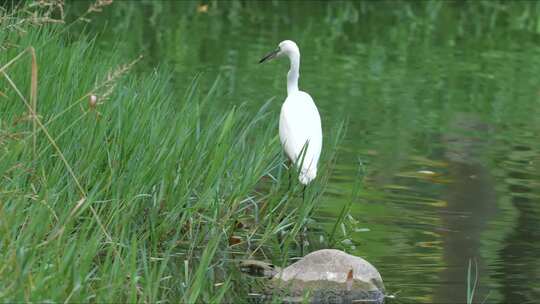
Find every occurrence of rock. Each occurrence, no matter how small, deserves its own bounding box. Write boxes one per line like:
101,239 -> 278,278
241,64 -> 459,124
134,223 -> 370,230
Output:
240,249 -> 385,304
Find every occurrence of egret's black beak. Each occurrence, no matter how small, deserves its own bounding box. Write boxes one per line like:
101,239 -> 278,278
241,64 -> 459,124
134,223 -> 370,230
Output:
259,48 -> 279,64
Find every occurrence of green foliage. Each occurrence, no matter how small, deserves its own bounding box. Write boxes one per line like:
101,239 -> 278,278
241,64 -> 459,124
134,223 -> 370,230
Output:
0,4 -> 339,302
5,1 -> 540,303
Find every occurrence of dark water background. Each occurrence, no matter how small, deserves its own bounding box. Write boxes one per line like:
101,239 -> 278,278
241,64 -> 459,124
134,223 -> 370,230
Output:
77,1 -> 540,303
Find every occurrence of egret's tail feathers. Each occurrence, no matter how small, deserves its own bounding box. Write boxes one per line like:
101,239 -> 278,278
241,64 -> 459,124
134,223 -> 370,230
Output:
299,167 -> 317,185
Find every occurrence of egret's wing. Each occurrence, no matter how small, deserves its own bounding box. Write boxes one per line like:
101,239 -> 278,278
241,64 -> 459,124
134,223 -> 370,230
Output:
279,92 -> 322,175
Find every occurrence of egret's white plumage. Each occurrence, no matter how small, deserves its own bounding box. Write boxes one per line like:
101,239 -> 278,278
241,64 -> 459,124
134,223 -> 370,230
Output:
260,40 -> 322,185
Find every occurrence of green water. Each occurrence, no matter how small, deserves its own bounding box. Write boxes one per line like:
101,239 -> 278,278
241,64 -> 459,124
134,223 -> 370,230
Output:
81,1 -> 540,303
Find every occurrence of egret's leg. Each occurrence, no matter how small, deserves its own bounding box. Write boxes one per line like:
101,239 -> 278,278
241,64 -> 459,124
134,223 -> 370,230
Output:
299,185 -> 308,256
299,225 -> 308,256
287,170 -> 292,190
276,229 -> 284,249
286,160 -> 293,191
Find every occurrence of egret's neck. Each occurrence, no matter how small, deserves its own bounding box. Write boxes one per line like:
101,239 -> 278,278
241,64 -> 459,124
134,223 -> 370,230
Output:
287,52 -> 300,95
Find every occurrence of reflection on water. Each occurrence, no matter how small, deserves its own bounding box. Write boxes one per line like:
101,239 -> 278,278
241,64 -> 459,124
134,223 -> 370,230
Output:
84,1 -> 540,303
436,113 -> 496,303
492,128 -> 540,304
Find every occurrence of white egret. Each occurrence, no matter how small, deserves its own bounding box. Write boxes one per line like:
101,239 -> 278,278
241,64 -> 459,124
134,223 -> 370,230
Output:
259,40 -> 322,185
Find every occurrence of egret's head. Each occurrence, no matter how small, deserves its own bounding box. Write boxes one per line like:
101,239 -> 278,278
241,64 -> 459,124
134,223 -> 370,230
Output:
259,40 -> 299,63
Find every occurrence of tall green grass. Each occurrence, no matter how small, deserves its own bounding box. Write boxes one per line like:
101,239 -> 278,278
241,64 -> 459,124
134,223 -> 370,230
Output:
467,259 -> 478,304
0,5 -> 340,302
467,259 -> 490,304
